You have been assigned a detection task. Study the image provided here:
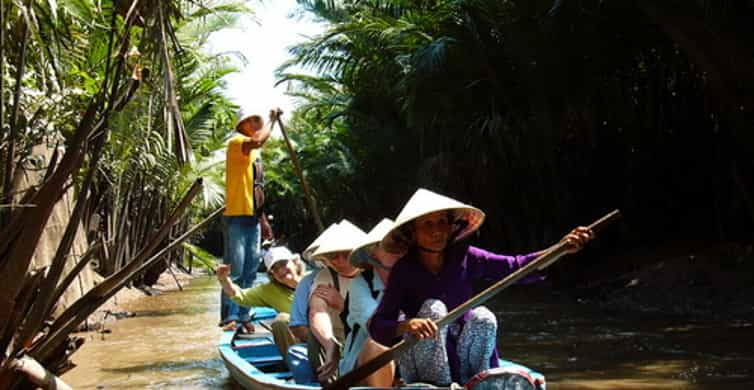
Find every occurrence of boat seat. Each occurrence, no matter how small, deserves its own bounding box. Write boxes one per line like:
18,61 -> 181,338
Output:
246,355 -> 284,367
236,332 -> 272,340
269,371 -> 293,380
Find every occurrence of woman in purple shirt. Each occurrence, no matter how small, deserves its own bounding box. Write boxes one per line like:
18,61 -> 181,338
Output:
368,189 -> 593,385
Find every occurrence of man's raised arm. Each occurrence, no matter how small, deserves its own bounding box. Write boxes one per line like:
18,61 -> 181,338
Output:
242,109 -> 280,152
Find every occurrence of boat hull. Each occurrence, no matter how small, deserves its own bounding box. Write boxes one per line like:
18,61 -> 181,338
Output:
218,306 -> 545,389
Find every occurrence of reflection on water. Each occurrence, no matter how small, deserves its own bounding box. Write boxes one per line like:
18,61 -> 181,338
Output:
63,277 -> 239,389
491,295 -> 754,389
64,277 -> 754,389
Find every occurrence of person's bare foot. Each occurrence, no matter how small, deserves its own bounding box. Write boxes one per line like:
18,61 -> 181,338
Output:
221,320 -> 237,331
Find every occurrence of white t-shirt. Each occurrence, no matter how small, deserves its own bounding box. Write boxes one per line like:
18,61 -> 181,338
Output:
308,268 -> 385,373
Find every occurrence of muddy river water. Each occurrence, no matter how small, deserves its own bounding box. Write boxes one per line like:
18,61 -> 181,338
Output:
63,276 -> 753,389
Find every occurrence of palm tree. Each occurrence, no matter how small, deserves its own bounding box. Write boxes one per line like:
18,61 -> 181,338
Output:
0,1 -> 249,387
278,0 -> 754,273
91,1 -> 246,279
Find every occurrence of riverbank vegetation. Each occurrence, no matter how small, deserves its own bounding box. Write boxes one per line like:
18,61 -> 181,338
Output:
0,1 -> 246,387
261,0 -> 754,311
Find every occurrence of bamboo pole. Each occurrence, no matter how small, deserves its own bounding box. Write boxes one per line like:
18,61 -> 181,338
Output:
272,114 -> 325,232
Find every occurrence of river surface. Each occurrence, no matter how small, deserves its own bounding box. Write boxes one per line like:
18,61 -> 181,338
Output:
63,277 -> 239,389
64,276 -> 754,389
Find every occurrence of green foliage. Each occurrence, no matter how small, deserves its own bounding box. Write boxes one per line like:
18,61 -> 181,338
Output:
95,1 -> 248,224
2,0 -> 246,215
271,0 -> 754,265
182,242 -> 219,272
0,0 -> 250,382
262,100 -> 359,248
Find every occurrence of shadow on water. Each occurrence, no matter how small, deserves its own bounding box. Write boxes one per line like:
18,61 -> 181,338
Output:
64,276 -> 754,389
134,306 -> 219,318
101,358 -> 225,375
490,291 -> 754,390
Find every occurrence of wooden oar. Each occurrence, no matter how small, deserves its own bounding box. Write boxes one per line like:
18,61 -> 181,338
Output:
325,209 -> 622,389
271,111 -> 325,232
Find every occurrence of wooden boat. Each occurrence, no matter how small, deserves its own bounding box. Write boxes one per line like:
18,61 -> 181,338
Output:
218,306 -> 546,389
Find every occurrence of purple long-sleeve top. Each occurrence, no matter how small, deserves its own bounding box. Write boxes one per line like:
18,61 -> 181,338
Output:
368,242 -> 541,383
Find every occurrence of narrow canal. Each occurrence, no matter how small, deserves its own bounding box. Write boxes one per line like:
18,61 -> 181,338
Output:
63,277 -> 238,389
64,276 -> 754,389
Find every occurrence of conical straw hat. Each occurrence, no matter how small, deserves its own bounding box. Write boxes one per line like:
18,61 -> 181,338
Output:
349,218 -> 394,268
311,219 -> 367,265
382,188 -> 485,252
303,222 -> 340,261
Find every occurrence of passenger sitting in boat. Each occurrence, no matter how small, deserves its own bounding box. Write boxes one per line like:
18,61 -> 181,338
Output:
342,218 -> 405,387
217,246 -> 305,356
306,220 -> 370,384
368,188 -> 594,386
283,222 -> 342,385
289,222 -> 343,342
284,271 -> 317,384
306,219 -> 406,386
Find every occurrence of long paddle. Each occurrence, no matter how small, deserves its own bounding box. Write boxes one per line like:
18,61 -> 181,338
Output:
271,111 -> 325,232
326,209 -> 622,389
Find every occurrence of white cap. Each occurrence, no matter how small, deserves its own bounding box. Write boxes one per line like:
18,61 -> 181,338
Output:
263,246 -> 298,270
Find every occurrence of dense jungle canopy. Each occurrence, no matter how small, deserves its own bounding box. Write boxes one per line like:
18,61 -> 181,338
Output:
1,0 -> 754,387
260,0 -> 754,279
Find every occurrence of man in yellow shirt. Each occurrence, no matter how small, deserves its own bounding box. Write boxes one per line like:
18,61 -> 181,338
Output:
221,108 -> 278,331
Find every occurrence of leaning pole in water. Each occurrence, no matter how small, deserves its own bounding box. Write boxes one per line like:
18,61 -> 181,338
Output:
272,113 -> 325,233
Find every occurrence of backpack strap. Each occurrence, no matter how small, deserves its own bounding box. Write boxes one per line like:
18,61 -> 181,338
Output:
327,267 -> 352,337
328,267 -> 340,292
253,157 -> 265,186
361,268 -> 380,299
340,293 -> 351,338
252,157 -> 265,213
